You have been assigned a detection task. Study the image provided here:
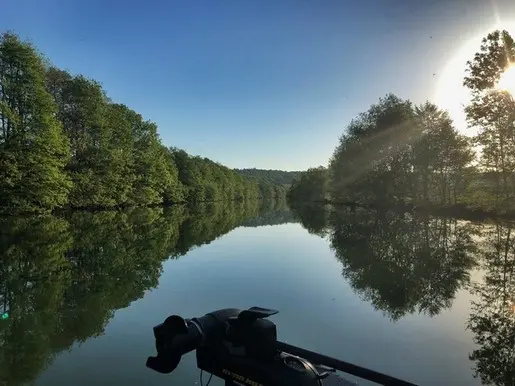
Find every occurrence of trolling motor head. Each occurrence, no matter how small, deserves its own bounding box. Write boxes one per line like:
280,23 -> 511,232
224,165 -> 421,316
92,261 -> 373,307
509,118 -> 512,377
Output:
147,307 -> 417,386
146,307 -> 279,373
146,307 -> 332,385
146,314 -> 190,373
224,307 -> 279,360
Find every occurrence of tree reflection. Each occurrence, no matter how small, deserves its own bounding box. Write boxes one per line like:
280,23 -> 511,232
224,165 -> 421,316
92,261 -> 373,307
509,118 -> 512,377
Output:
328,207 -> 477,320
289,203 -> 329,237
0,201 -> 289,386
242,199 -> 294,227
0,216 -> 73,386
174,200 -> 259,255
468,223 -> 515,386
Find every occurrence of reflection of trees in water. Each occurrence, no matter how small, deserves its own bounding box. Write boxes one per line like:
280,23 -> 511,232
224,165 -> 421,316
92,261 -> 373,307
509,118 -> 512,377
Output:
292,205 -> 515,384
174,200 -> 261,254
327,207 -> 477,320
0,201 -> 288,386
289,203 -> 329,237
468,223 -> 515,386
240,197 -> 293,227
0,216 -> 73,386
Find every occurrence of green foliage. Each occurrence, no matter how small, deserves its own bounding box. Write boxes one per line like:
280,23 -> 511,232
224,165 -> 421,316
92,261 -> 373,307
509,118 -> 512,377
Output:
170,148 -> 281,205
287,95 -> 474,210
324,95 -> 473,207
0,33 -> 71,213
289,32 -> 515,214
0,33 -> 285,213
411,103 -> 474,205
287,167 -> 328,203
234,168 -> 303,185
129,115 -> 173,205
328,94 -> 416,204
45,70 -> 183,208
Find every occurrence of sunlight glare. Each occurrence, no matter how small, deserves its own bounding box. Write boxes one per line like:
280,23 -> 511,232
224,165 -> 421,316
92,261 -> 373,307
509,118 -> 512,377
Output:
496,65 -> 515,95
434,22 -> 515,135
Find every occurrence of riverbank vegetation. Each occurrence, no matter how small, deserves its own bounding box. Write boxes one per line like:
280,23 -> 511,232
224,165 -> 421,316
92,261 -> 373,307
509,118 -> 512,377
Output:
288,30 -> 515,216
0,33 -> 285,214
234,169 -> 303,186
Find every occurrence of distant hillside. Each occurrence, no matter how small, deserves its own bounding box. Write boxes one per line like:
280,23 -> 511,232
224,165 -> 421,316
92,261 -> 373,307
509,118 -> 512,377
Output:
234,169 -> 303,185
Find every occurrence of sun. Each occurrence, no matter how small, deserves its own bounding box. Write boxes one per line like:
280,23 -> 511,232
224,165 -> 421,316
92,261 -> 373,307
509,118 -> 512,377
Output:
434,22 -> 515,135
497,65 -> 515,95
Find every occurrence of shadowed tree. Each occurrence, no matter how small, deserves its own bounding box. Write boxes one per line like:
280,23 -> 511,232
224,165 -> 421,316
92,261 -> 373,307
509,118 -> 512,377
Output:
412,103 -> 473,206
328,95 -> 416,205
323,96 -> 473,208
464,30 -> 515,209
287,167 -> 328,203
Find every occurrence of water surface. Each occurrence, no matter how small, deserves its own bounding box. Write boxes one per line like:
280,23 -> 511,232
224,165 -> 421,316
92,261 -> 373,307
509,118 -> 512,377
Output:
0,202 -> 512,386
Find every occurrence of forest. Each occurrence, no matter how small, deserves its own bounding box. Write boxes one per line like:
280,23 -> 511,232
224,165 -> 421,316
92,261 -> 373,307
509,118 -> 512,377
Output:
288,30 -> 515,215
0,32 -> 286,214
234,169 -> 303,186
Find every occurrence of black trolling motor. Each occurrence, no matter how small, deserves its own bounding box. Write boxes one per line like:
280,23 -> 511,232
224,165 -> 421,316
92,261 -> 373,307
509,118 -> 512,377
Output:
146,307 -> 418,386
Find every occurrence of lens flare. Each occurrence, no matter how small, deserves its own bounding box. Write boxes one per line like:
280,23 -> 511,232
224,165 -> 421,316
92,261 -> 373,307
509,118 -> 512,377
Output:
496,65 -> 515,95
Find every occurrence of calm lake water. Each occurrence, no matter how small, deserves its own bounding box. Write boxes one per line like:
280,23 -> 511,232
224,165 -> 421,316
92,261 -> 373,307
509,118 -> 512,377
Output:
0,201 -> 512,386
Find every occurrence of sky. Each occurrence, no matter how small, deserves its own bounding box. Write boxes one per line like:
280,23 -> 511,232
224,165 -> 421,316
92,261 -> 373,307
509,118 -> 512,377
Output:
2,0 -> 515,170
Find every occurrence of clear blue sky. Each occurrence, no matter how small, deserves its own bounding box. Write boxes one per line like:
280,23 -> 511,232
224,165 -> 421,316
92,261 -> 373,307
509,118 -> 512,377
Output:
2,0 -> 515,170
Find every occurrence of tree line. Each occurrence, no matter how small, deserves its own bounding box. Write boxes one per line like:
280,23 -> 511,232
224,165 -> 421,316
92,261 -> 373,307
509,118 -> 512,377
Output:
0,200 -> 292,386
234,168 -> 303,186
288,30 -> 515,214
0,32 -> 285,214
